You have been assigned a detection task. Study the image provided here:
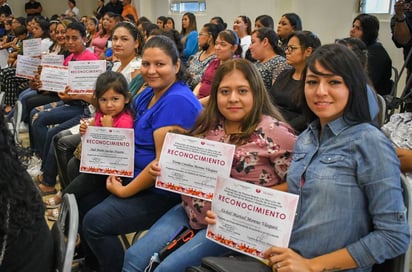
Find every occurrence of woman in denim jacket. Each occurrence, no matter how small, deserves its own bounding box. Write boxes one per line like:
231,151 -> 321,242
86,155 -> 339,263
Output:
208,44 -> 410,271
262,44 -> 410,271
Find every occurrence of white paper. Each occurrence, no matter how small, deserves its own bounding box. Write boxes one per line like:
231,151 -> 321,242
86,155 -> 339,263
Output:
41,54 -> 65,66
40,65 -> 69,92
207,176 -> 299,260
156,133 -> 235,200
68,60 -> 106,94
80,126 -> 135,177
23,38 -> 42,57
15,55 -> 41,79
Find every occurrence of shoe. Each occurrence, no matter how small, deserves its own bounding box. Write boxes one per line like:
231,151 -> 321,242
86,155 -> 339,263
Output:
27,155 -> 42,178
46,207 -> 60,221
44,191 -> 62,208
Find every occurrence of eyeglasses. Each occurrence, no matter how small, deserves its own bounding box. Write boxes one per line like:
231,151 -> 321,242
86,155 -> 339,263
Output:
198,32 -> 210,37
285,45 -> 302,53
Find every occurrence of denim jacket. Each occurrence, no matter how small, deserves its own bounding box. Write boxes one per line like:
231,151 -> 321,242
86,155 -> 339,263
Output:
287,117 -> 410,271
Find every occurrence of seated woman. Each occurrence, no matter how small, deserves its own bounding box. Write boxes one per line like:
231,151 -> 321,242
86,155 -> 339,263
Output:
350,13 -> 392,96
269,30 -> 321,134
207,44 -> 411,271
0,113 -> 54,272
249,27 -> 291,91
80,35 -> 203,271
122,59 -> 296,271
186,23 -> 221,90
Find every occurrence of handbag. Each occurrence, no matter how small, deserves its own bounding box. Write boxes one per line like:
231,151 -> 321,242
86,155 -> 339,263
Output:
185,255 -> 272,272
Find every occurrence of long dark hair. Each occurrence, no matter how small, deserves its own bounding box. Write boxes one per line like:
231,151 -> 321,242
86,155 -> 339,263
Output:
0,114 -> 45,240
300,44 -> 371,124
189,59 -> 286,145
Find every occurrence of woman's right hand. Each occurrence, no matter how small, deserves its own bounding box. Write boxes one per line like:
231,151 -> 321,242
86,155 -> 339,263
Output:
148,160 -> 161,178
205,210 -> 217,225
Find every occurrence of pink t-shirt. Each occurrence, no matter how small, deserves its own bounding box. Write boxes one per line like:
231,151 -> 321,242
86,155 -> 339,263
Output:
91,32 -> 110,58
181,115 -> 297,229
63,49 -> 99,66
198,58 -> 220,99
94,110 -> 133,128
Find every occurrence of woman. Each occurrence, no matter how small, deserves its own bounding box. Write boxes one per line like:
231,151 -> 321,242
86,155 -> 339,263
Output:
91,12 -> 114,59
180,12 -> 198,64
276,12 -> 302,51
122,58 -> 296,272
186,23 -> 222,89
269,30 -> 321,134
81,35 -> 203,272
249,27 -> 290,91
32,22 -> 99,195
255,14 -> 274,30
64,0 -> 80,18
349,13 -> 392,96
164,16 -> 175,30
0,114 -> 54,272
157,16 -> 167,29
194,29 -> 242,99
210,16 -> 227,29
94,0 -> 105,19
85,16 -> 98,49
261,44 -> 410,272
233,15 -> 251,58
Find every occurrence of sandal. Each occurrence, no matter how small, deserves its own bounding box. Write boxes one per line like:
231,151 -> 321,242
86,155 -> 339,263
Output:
46,207 -> 60,221
38,183 -> 57,196
44,191 -> 62,208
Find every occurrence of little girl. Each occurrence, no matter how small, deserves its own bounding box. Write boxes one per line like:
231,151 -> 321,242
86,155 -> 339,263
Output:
45,71 -> 134,220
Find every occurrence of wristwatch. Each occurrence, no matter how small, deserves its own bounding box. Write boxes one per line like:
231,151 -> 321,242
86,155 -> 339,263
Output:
396,15 -> 406,22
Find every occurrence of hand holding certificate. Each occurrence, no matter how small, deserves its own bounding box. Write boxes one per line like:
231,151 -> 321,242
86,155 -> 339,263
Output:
155,132 -> 235,200
207,176 -> 298,260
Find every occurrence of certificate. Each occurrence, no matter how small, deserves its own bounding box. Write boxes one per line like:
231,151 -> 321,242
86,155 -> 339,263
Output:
156,133 -> 235,200
68,60 -> 106,94
15,55 -> 41,79
80,126 -> 135,177
41,54 -> 64,66
23,38 -> 42,57
207,176 -> 299,259
40,65 -> 69,92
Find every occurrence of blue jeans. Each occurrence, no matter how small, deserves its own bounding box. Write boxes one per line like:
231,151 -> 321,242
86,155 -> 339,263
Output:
122,204 -> 231,272
82,190 -> 181,272
30,101 -> 87,162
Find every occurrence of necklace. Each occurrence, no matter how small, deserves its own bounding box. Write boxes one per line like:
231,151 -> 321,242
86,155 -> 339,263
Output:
0,201 -> 10,267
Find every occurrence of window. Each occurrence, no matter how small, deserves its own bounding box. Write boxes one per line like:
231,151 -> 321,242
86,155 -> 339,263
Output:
169,0 -> 206,14
359,0 -> 395,14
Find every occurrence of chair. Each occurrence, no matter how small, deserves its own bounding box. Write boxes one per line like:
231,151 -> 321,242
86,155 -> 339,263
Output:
0,91 -> 5,109
376,94 -> 386,127
51,193 -> 79,272
372,174 -> 411,272
7,100 -> 22,144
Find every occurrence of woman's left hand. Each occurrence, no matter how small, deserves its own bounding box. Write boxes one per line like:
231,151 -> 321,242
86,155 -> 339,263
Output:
263,246 -> 312,272
106,175 -> 125,196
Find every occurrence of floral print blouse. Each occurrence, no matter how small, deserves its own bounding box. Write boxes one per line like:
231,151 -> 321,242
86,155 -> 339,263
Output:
181,115 -> 296,229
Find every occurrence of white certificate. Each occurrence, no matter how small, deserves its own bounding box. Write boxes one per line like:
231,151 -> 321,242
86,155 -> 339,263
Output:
41,54 -> 64,66
68,60 -> 106,94
156,133 -> 235,200
15,55 -> 41,79
40,65 -> 68,92
80,126 -> 135,177
23,38 -> 42,57
207,176 -> 299,260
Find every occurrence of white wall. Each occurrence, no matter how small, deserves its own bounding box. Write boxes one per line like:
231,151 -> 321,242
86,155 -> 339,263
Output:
7,0 -> 409,93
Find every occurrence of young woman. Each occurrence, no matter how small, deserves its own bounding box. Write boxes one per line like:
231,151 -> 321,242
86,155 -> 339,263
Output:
194,29 -> 242,99
180,12 -> 198,64
156,16 -> 167,29
122,58 -> 296,272
0,114 -> 54,272
81,35 -> 202,272
269,31 -> 321,134
350,13 -> 392,96
91,12 -> 113,59
233,15 -> 251,58
206,44 -> 411,272
164,17 -> 175,30
85,16 -> 98,49
276,13 -> 302,51
186,23 -> 222,89
33,22 -> 99,195
249,27 -> 290,91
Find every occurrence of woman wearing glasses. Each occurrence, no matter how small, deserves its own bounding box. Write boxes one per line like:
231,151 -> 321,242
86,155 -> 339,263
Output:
269,31 -> 321,134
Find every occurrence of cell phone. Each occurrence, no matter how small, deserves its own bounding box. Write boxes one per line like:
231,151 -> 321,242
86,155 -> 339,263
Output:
158,228 -> 195,261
